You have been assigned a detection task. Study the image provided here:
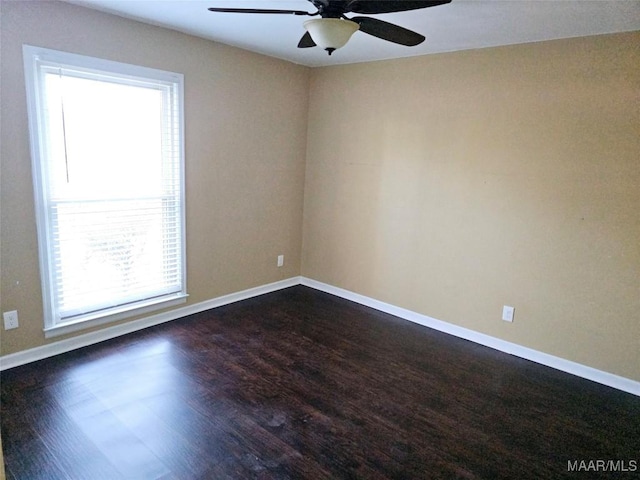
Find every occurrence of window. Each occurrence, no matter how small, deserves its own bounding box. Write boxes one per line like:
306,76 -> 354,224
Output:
23,45 -> 187,337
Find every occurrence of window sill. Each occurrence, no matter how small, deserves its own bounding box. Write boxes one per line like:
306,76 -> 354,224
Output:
43,293 -> 189,339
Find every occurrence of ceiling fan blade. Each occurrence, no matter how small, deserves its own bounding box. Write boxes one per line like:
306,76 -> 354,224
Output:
298,32 -> 317,48
346,0 -> 450,15
208,7 -> 313,16
351,17 -> 425,46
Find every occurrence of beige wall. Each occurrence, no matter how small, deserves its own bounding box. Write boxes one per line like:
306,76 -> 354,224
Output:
0,1 -> 309,355
302,32 -> 640,381
1,1 -> 638,384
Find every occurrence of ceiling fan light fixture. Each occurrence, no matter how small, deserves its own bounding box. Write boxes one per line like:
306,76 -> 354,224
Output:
303,18 -> 359,55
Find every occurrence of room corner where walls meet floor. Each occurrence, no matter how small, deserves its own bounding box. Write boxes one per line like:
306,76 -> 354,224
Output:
1,277 -> 638,397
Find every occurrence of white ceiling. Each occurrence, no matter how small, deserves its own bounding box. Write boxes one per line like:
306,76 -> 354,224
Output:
66,0 -> 640,67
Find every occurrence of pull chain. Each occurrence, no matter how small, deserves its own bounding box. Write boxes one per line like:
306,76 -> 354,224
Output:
59,69 -> 70,183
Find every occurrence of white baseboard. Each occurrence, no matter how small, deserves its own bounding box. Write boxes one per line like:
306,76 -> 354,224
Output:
0,276 -> 301,371
300,277 -> 640,397
2,275 -> 638,397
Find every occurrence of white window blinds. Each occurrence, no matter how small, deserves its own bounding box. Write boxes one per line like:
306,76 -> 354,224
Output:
23,46 -> 187,335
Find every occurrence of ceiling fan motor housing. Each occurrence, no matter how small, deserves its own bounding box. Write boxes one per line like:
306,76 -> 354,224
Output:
309,0 -> 348,18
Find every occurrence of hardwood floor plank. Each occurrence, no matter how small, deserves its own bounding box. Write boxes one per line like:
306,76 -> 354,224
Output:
63,401 -> 172,479
2,286 -> 639,479
108,399 -> 215,478
25,392 -> 125,480
1,422 -> 71,480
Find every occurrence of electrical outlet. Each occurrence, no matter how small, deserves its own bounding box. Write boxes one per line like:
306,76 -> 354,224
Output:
277,255 -> 284,267
502,305 -> 515,322
3,310 -> 19,330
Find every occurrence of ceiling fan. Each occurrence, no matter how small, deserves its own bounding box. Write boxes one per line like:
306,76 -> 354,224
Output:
208,0 -> 452,55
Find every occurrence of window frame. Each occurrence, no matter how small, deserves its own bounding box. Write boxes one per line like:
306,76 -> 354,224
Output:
23,45 -> 188,338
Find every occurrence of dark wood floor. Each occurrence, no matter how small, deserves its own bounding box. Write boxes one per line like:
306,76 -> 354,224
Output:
1,286 -> 639,479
